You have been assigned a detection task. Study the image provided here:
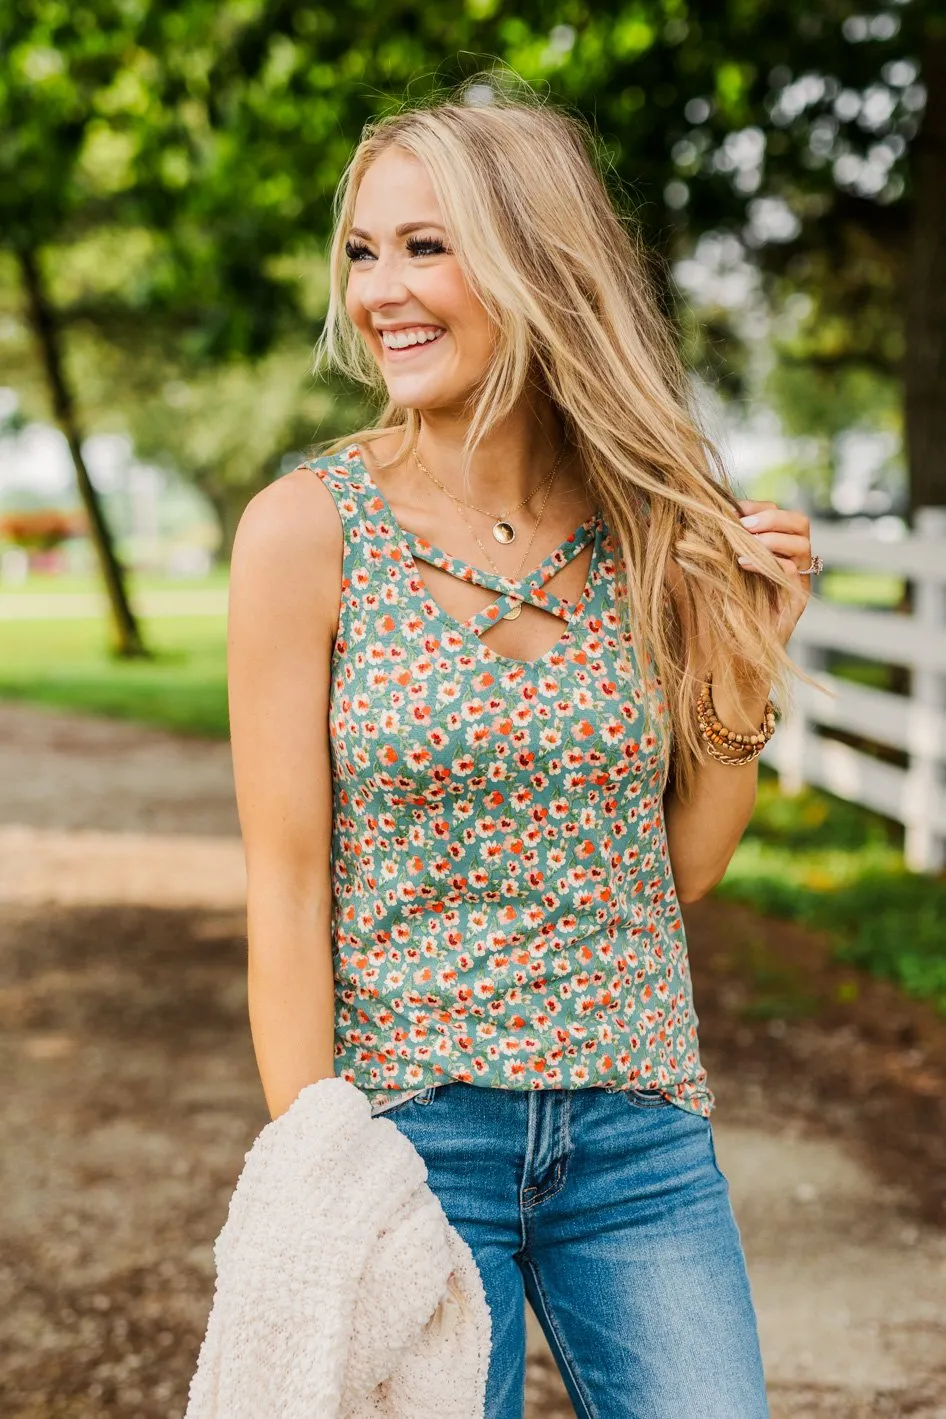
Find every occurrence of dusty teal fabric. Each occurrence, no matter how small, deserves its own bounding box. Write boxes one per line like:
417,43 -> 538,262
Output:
311,445 -> 712,1118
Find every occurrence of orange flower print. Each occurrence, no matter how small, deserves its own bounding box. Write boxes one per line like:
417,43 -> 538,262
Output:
312,449 -> 712,1122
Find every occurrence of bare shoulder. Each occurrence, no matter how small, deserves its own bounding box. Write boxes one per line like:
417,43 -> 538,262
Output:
232,463 -> 341,572
229,462 -> 344,641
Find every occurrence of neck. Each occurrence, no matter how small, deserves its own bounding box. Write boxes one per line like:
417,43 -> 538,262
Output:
413,395 -> 568,507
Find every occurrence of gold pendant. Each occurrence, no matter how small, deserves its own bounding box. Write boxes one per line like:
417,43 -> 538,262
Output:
493,520 -> 516,544
503,602 -> 522,620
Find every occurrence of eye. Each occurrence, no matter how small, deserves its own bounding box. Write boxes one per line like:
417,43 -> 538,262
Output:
344,239 -> 373,262
406,236 -> 449,257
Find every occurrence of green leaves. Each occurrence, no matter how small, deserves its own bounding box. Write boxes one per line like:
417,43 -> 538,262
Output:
1,0 -> 939,513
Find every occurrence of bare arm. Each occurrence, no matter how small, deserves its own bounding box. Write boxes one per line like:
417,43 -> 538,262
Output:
663,670 -> 768,904
227,467 -> 343,1120
664,499 -> 812,903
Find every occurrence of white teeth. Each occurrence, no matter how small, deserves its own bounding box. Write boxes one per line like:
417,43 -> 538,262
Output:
380,328 -> 444,349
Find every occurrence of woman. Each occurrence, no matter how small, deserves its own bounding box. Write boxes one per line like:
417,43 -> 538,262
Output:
227,80 -> 817,1419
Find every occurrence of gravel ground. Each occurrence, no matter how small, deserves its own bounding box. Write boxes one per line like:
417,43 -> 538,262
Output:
1,700 -> 944,1419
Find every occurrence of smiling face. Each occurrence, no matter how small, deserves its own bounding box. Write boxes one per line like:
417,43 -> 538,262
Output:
344,146 -> 496,414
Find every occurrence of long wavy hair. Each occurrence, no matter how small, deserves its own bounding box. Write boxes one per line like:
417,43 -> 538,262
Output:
315,76 -> 798,797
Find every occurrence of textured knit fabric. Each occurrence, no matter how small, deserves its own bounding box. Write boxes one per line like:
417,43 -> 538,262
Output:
311,444 -> 712,1118
183,1077 -> 492,1419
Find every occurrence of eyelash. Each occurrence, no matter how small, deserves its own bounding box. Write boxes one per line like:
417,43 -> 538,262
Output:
344,236 -> 448,262
406,236 -> 448,256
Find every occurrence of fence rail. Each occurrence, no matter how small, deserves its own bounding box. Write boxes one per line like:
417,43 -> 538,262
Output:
761,507 -> 946,873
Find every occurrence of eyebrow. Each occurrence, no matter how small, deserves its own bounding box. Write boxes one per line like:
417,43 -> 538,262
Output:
348,221 -> 446,240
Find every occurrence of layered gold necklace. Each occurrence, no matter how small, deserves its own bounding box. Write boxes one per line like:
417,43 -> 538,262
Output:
412,442 -> 567,545
412,442 -> 565,620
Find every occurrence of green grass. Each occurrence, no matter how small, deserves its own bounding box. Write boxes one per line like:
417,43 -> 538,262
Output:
819,569 -> 904,608
0,613 -> 228,737
717,769 -> 946,1013
0,567 -> 230,596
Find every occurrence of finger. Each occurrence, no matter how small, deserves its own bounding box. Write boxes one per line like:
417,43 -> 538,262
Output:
775,563 -> 810,639
776,555 -> 809,598
739,507 -> 810,536
738,531 -> 811,563
738,554 -> 810,633
736,552 -> 810,585
735,498 -> 778,516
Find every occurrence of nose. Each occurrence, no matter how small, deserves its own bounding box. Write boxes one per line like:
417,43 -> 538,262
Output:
358,252 -> 410,313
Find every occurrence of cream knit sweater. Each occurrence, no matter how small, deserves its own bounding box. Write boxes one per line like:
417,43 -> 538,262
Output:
183,1077 -> 492,1418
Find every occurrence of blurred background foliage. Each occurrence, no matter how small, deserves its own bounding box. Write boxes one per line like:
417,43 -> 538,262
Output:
1,0 -> 944,1007
2,2 -> 943,591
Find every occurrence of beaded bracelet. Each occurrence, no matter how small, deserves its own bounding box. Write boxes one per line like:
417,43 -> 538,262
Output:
696,675 -> 777,766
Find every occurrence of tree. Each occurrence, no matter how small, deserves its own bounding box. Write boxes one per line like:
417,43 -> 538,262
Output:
0,1 -> 150,655
3,0 -> 944,616
127,0 -> 946,515
765,355 -> 904,512
541,0 -> 942,513
129,349 -> 366,560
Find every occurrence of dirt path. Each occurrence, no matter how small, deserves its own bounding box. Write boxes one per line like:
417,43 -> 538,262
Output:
1,700 -> 944,1419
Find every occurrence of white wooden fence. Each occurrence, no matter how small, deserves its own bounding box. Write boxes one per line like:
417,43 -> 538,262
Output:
762,507 -> 946,873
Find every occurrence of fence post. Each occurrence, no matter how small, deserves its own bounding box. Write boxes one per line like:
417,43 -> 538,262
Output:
904,507 -> 946,872
777,624 -> 824,796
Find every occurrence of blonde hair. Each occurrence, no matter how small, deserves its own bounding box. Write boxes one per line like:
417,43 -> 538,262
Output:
315,75 -> 798,796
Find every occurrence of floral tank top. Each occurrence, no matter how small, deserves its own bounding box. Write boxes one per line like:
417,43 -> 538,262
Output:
310,445 -> 712,1120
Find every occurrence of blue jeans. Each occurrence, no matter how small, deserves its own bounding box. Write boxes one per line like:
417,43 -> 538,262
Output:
373,1081 -> 769,1419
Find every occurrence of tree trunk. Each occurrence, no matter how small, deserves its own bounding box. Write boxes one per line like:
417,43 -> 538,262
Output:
18,247 -> 148,658
202,480 -> 259,565
904,31 -> 946,514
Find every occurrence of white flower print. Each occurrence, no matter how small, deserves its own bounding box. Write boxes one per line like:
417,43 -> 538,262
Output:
313,450 -> 712,1120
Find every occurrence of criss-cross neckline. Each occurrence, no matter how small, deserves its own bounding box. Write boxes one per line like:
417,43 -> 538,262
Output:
348,445 -> 602,670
